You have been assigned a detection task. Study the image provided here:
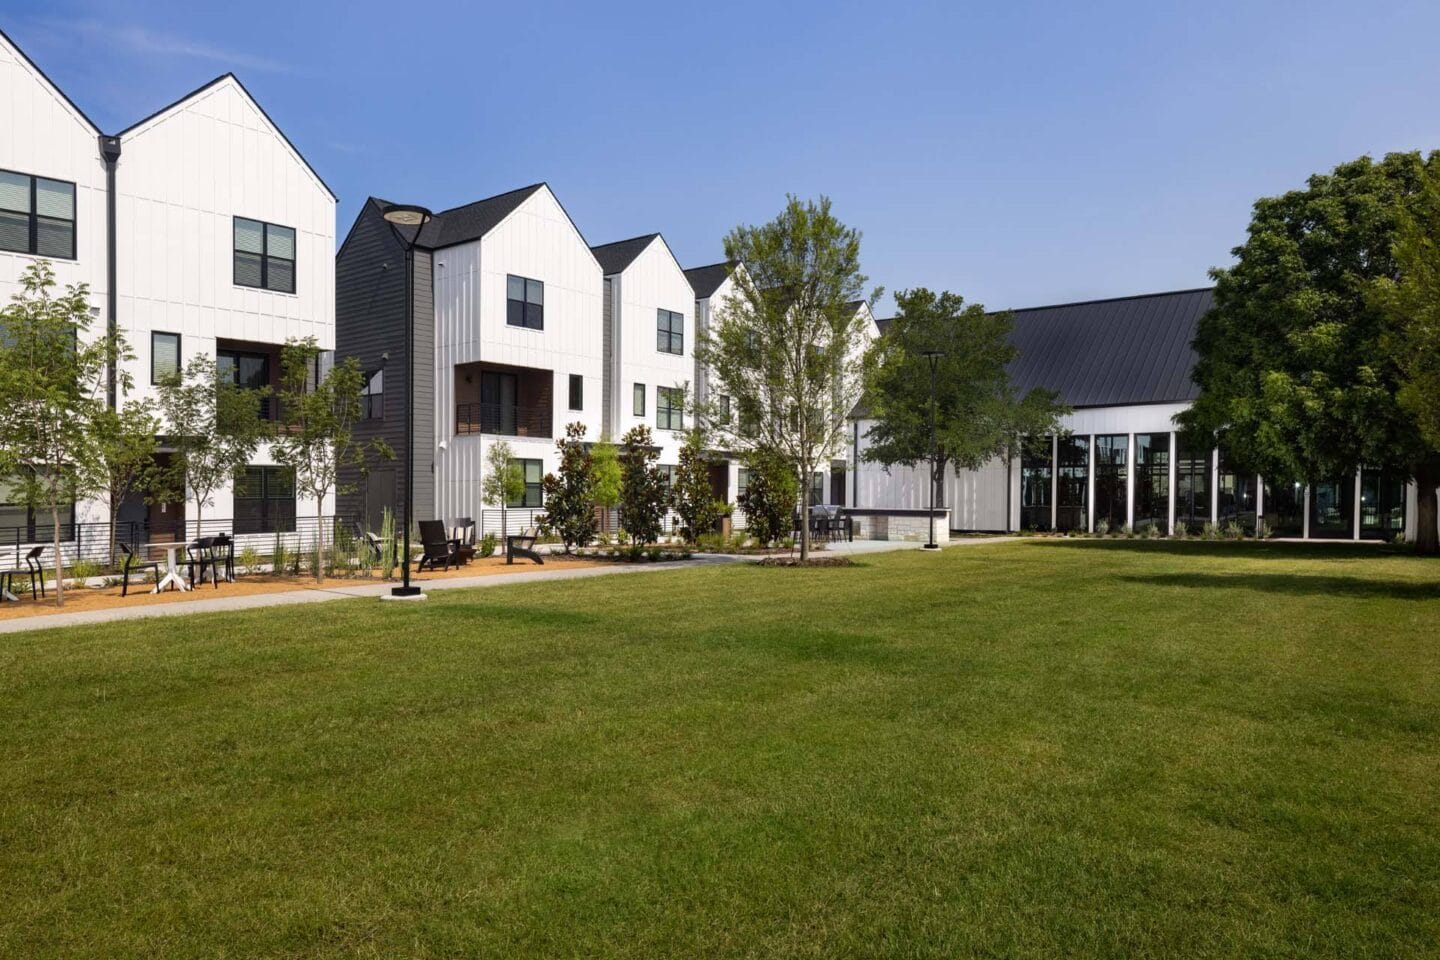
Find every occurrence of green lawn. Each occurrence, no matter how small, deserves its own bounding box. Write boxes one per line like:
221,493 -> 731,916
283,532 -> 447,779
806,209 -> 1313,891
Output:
2,541 -> 1437,959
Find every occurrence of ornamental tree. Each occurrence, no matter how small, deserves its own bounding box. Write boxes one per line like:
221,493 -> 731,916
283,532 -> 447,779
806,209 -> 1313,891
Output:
1179,151 -> 1440,553
671,424 -> 724,543
698,195 -> 879,561
737,445 -> 797,548
862,288 -> 1067,507
617,425 -> 668,545
540,421 -> 596,552
93,401 -> 165,567
481,440 -> 525,537
590,433 -> 622,534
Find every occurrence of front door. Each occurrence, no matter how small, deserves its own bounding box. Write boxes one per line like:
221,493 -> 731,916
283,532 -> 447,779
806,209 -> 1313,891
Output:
147,453 -> 185,542
364,468 -> 396,531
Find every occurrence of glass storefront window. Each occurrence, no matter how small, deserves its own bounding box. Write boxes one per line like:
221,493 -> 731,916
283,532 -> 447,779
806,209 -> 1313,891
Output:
1133,433 -> 1170,532
1309,479 -> 1354,539
1263,479 -> 1304,537
1217,450 -> 1257,534
1056,435 -> 1088,532
1020,435 -> 1053,532
1175,435 -> 1212,533
1094,435 -> 1127,530
1360,469 -> 1406,540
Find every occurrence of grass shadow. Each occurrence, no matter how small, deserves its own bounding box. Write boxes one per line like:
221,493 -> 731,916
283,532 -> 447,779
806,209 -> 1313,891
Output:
1117,571 -> 1440,602
1033,538 -> 1414,561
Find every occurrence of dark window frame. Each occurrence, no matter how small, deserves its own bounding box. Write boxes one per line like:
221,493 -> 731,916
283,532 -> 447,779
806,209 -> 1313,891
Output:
506,274 -> 545,330
568,373 -> 583,411
233,216 -> 296,294
508,458 -> 544,508
718,394 -> 731,424
361,368 -> 384,420
633,383 -> 646,417
151,331 -> 181,385
0,169 -> 77,260
233,465 -> 296,535
656,386 -> 683,431
657,308 -> 684,355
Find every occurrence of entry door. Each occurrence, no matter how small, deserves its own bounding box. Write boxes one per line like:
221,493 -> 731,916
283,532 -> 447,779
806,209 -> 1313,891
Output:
830,467 -> 847,506
146,453 -> 185,542
480,371 -> 518,435
365,469 -> 396,531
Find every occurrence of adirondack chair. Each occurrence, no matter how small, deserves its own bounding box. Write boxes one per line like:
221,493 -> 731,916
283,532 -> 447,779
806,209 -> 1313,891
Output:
417,520 -> 458,572
452,517 -> 477,564
506,526 -> 544,565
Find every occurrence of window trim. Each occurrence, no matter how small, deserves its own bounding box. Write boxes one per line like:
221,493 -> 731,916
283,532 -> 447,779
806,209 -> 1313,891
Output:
361,368 -> 384,421
656,385 -> 683,432
0,168 -> 77,261
233,465 -> 296,534
233,216 -> 297,294
568,373 -> 583,411
151,331 -> 181,385
633,383 -> 646,417
508,458 -> 545,508
505,274 -> 545,330
656,308 -> 684,356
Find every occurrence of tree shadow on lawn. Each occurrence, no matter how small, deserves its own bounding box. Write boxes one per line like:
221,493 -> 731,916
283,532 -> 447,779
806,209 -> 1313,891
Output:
1034,538 -> 1416,563
1114,571 -> 1440,602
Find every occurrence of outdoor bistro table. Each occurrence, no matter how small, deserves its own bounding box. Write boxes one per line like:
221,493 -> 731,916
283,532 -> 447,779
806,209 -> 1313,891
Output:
147,541 -> 192,593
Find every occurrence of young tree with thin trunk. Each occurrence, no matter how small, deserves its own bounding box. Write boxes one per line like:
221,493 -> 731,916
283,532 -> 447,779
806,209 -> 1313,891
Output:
698,196 -> 879,561
0,262 -> 127,607
93,402 -> 164,566
1180,151 -> 1440,553
482,440 -> 525,538
271,337 -> 394,583
591,433 -> 622,534
154,354 -> 266,538
862,288 -> 1067,511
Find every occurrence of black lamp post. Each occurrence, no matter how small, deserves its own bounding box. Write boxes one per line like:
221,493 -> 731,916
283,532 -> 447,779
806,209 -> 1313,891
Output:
922,350 -> 944,550
383,203 -> 433,598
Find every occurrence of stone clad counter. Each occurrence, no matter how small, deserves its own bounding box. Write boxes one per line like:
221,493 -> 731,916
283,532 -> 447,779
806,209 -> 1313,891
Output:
845,508 -> 951,543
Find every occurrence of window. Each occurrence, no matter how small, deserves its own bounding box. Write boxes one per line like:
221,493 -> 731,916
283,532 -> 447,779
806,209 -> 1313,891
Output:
1132,433 -> 1170,531
657,308 -> 684,355
1263,479 -> 1304,538
568,374 -> 583,410
506,275 -> 544,329
1309,479 -> 1353,539
1360,468 -> 1406,540
508,459 -> 544,508
1056,435 -> 1088,532
1175,435 -> 1212,532
0,170 -> 75,259
217,348 -> 270,390
1094,434 -> 1127,530
737,467 -> 750,500
656,386 -> 683,431
718,394 -> 731,424
633,383 -> 646,417
1217,450 -> 1258,534
1020,436 -> 1052,531
361,368 -> 383,420
810,471 -> 825,507
233,217 -> 296,293
658,464 -> 678,488
0,475 -> 74,542
151,332 -> 181,384
233,466 -> 295,534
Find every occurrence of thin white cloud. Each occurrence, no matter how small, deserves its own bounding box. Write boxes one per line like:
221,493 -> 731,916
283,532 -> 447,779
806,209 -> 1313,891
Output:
42,18 -> 293,74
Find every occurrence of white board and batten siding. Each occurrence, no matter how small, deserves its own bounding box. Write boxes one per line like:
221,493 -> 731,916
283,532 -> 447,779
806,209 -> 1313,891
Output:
431,185 -> 604,523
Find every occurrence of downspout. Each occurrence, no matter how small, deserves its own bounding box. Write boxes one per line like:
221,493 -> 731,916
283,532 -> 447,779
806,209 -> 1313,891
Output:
99,134 -> 122,410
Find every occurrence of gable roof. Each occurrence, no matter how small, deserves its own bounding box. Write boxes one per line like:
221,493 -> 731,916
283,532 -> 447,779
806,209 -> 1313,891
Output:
117,73 -> 336,201
0,27 -> 101,134
684,260 -> 736,299
591,234 -> 660,275
1003,287 -> 1214,408
395,182 -> 548,249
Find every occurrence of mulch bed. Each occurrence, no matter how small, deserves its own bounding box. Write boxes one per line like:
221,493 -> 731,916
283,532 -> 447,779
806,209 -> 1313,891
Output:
755,556 -> 857,568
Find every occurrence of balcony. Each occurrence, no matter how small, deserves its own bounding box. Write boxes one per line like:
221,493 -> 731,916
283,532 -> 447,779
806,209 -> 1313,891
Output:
454,362 -> 553,439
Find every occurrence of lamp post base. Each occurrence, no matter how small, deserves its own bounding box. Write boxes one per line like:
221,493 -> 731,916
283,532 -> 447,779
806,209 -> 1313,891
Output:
384,585 -> 427,601
922,543 -> 941,551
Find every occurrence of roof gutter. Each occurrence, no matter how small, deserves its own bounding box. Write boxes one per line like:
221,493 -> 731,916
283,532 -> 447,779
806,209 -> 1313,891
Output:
99,134 -> 122,410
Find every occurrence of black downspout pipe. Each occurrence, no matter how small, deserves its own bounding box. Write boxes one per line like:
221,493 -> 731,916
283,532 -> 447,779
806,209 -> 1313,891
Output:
99,135 -> 122,410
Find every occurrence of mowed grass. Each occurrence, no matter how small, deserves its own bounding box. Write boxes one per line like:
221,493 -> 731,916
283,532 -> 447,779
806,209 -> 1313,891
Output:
2,542 -> 1438,959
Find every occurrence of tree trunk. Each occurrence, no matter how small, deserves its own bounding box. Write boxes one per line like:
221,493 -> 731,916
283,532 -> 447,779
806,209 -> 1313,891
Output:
315,501 -> 325,584
51,500 -> 64,608
108,491 -> 119,570
1415,461 -> 1439,556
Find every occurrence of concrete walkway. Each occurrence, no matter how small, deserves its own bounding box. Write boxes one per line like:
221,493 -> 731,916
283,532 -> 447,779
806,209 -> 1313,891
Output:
0,536 -> 1015,636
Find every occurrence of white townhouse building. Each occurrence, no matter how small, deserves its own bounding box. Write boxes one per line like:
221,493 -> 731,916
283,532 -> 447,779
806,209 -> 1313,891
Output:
0,28 -> 336,552
852,288 -> 1425,543
336,184 -> 604,531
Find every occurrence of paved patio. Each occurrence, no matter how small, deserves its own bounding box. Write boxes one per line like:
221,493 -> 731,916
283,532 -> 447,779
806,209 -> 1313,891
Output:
0,537 -> 1015,635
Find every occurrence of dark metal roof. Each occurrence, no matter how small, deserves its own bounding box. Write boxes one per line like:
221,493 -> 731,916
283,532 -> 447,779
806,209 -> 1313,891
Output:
389,183 -> 546,250
591,234 -> 659,275
1004,287 -> 1214,407
684,260 -> 735,298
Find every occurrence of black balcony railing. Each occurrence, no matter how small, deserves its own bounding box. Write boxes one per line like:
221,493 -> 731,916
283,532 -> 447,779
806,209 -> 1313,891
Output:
456,402 -> 551,438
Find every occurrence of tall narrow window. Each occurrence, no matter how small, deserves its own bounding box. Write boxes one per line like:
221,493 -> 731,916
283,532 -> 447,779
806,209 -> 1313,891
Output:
657,309 -> 684,355
718,394 -> 731,424
234,466 -> 295,534
1132,433 -> 1170,531
0,170 -> 76,259
1360,468 -> 1406,540
1175,435 -> 1212,532
1217,450 -> 1257,534
1094,434 -> 1127,529
633,383 -> 646,417
361,368 -> 383,420
568,374 -> 583,410
506,275 -> 544,329
1309,479 -> 1353,539
1056,435 -> 1088,532
1020,436 -> 1053,531
508,459 -> 544,507
233,217 -> 296,293
656,386 -> 683,431
1263,479 -> 1304,538
151,332 -> 181,384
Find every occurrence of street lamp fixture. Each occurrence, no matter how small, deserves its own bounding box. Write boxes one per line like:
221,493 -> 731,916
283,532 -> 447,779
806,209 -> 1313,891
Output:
922,350 -> 945,550
384,202 -> 433,599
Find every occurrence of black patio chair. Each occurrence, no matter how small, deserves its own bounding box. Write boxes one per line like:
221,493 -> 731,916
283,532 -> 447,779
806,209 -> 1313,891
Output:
185,536 -> 217,588
211,534 -> 235,586
417,520 -> 458,572
118,541 -> 161,597
24,545 -> 46,600
506,526 -> 544,565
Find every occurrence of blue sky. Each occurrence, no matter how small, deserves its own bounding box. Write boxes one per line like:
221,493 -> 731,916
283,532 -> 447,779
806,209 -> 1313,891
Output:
6,0 -> 1440,313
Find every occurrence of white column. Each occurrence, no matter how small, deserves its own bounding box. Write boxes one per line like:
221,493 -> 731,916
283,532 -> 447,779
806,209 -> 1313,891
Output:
1353,470 -> 1362,541
1302,484 -> 1311,539
1125,434 -> 1135,529
1050,434 -> 1058,531
1256,475 -> 1265,532
1210,448 -> 1220,523
1167,432 -> 1177,535
1086,435 -> 1096,532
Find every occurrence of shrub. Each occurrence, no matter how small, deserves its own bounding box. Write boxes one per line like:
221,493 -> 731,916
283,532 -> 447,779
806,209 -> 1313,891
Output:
270,534 -> 293,577
540,422 -> 597,552
1095,518 -> 1110,536
1120,523 -> 1134,538
1172,523 -> 1190,541
1255,518 -> 1272,540
618,426 -> 668,545
1201,521 -> 1220,540
237,545 -> 262,576
477,532 -> 497,559
737,446 -> 798,548
1221,521 -> 1244,540
67,558 -> 103,586
672,430 -> 725,543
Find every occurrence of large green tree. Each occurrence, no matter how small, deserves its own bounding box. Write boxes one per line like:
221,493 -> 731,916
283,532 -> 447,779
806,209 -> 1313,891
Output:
698,195 -> 879,561
1180,151 -> 1440,553
862,288 -> 1067,509
93,402 -> 164,567
540,422 -> 597,553
0,263 -> 126,607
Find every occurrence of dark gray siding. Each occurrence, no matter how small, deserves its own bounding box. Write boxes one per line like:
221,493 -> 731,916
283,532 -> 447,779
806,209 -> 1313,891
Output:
602,277 -> 614,437
411,249 -> 435,524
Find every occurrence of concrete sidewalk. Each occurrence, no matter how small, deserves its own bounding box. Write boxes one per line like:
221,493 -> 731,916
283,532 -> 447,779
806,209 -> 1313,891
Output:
0,536 -> 1013,636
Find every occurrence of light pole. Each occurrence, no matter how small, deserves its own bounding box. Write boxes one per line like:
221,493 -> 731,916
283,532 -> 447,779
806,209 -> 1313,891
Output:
382,203 -> 433,599
922,350 -> 944,550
